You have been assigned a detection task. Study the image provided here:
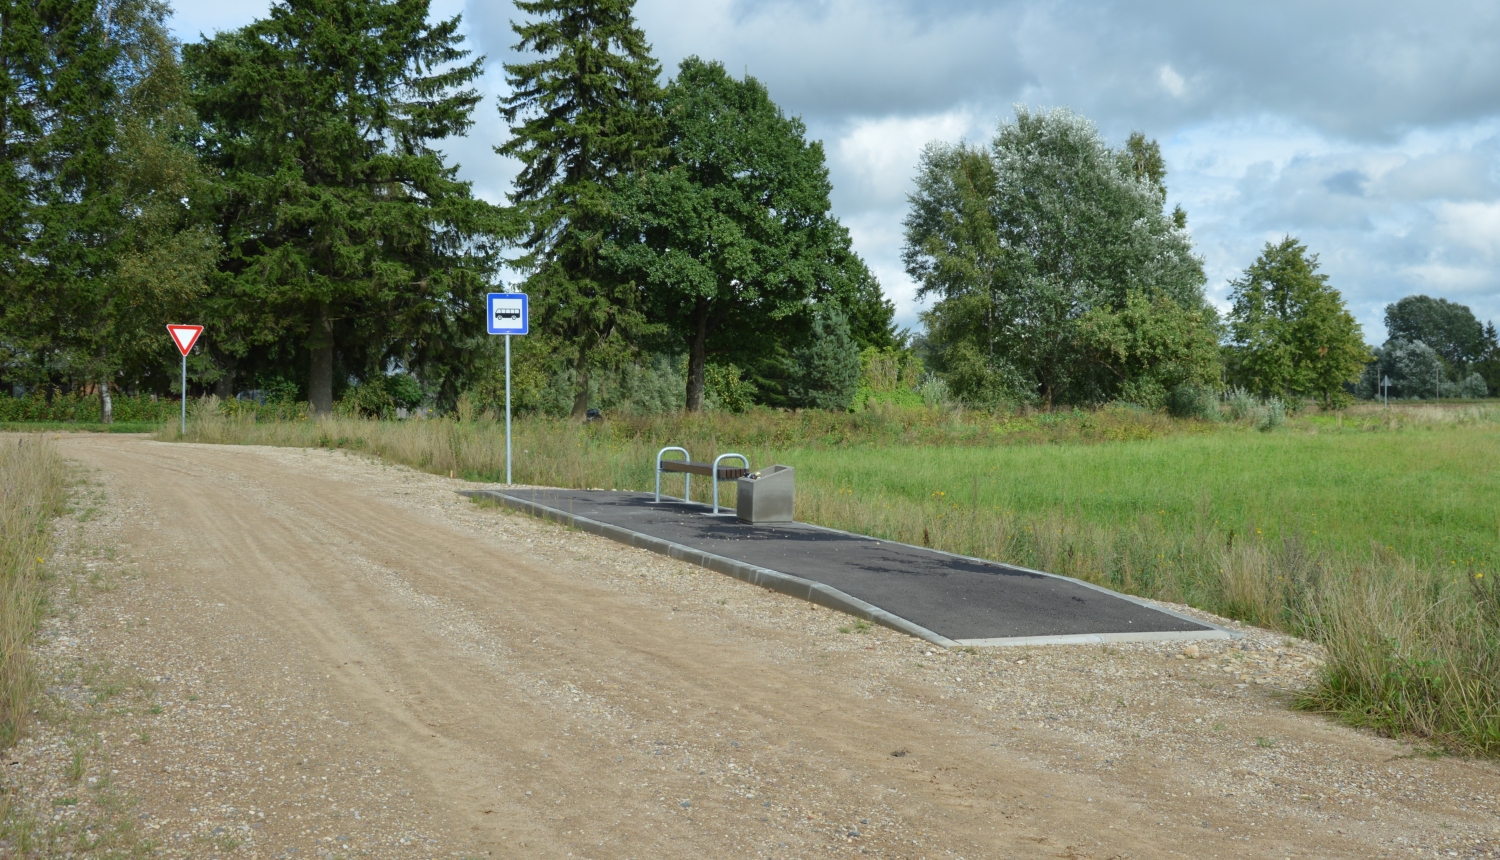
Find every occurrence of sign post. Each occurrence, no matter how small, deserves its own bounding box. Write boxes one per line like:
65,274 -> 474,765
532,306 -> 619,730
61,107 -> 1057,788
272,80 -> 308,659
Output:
485,294 -> 528,484
167,325 -> 204,435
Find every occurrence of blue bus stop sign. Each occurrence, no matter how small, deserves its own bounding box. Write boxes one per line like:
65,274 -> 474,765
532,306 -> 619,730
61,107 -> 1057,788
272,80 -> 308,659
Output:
485,292 -> 527,484
486,293 -> 528,335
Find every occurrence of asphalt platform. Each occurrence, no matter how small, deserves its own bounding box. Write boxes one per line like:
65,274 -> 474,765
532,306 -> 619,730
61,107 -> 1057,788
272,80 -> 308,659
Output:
467,488 -> 1232,647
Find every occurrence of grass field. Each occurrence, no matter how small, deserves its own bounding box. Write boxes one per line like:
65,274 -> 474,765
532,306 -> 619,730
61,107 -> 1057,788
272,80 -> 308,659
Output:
0,436 -> 67,749
166,400 -> 1500,754
791,428 -> 1500,568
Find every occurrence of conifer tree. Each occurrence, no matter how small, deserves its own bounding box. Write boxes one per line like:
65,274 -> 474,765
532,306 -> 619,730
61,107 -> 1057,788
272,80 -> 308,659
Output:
497,0 -> 664,417
0,0 -> 215,414
186,0 -> 505,414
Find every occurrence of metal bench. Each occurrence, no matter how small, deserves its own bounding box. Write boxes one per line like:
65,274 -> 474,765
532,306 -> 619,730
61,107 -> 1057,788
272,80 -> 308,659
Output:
655,447 -> 750,514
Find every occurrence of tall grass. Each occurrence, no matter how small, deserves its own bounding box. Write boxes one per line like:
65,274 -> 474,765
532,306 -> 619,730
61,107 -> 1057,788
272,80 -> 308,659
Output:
0,437 -> 67,749
171,402 -> 1500,754
1298,557 -> 1500,755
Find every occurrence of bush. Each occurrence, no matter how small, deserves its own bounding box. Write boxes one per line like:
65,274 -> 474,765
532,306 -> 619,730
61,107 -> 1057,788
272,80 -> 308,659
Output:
0,392 -> 176,423
704,364 -> 756,413
854,347 -> 924,410
1165,383 -> 1219,421
917,374 -> 955,408
1225,387 -> 1257,421
340,375 -> 419,419
1255,397 -> 1287,431
1458,372 -> 1488,399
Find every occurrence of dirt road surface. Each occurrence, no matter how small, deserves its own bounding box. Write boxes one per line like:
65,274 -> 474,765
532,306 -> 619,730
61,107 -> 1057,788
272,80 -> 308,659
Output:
4,434 -> 1498,859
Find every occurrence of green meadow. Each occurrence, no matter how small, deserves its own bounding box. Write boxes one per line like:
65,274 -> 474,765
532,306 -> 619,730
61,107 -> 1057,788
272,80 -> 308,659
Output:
789,428 -> 1500,568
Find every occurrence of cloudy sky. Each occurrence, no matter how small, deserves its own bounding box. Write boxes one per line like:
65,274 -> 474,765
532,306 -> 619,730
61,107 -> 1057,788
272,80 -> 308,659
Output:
168,0 -> 1500,343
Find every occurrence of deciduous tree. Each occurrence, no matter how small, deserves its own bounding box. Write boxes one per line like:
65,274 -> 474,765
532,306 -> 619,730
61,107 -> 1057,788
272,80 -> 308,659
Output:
904,108 -> 1214,408
605,58 -> 879,411
0,0 -> 215,417
1383,295 -> 1486,369
1226,237 -> 1370,407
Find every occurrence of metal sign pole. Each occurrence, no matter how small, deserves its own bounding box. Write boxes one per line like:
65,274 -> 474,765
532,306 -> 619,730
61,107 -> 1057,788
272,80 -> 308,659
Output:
505,333 -> 512,485
486,292 -> 526,486
181,353 -> 187,435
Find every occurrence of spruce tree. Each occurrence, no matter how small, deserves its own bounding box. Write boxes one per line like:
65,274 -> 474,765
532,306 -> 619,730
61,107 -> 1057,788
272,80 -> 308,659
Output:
0,0 -> 214,413
497,0 -> 664,417
0,0 -> 119,392
186,0 -> 505,414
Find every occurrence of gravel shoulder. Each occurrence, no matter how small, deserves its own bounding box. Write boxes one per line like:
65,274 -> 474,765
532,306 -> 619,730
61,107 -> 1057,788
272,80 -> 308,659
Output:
3,433 -> 1498,859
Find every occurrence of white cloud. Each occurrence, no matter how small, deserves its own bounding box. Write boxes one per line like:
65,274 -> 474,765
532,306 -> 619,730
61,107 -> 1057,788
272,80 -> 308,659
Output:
1158,65 -> 1186,98
832,110 -> 979,206
1434,201 -> 1500,253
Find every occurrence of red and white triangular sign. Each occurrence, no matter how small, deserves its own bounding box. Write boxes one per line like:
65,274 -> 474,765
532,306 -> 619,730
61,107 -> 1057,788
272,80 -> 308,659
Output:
167,325 -> 204,356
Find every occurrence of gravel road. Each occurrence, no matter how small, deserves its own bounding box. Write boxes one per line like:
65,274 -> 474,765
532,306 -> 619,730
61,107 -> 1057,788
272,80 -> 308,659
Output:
3,434 -> 1497,859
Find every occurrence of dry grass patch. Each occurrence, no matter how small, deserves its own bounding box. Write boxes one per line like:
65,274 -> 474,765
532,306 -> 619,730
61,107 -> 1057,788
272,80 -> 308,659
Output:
0,436 -> 67,750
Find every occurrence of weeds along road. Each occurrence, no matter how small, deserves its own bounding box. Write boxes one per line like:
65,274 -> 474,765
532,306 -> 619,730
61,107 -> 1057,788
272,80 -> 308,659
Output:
11,433 -> 1499,859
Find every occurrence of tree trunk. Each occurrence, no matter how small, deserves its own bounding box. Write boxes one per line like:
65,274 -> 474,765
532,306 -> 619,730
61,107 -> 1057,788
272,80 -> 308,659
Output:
214,367 -> 235,401
97,346 -> 112,424
570,350 -> 591,420
309,303 -> 334,417
685,297 -> 710,412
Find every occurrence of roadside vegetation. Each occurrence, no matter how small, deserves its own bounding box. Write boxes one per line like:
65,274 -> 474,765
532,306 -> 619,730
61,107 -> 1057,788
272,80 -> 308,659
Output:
5,0 -> 1498,763
0,437 -> 67,749
172,397 -> 1500,756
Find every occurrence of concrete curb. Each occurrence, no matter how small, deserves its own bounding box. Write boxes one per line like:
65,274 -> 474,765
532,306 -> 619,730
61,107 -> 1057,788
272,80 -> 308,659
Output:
955,630 -> 1233,648
462,490 -> 960,648
462,489 -> 1239,649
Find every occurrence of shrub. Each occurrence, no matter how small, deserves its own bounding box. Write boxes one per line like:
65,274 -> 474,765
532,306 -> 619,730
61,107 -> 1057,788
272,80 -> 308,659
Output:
854,347 -> 924,410
0,392 -> 176,423
917,374 -> 955,408
1166,383 -> 1219,421
704,364 -> 756,413
1458,372 -> 1488,399
1225,387 -> 1257,421
1255,397 -> 1287,431
339,373 -> 427,419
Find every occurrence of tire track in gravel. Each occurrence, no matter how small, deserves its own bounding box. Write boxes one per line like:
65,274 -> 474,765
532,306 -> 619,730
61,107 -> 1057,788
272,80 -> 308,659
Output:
42,433 -> 1500,860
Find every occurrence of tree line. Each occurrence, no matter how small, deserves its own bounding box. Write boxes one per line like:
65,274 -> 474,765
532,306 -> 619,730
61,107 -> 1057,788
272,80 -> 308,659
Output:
2,0 -> 1491,421
0,0 -> 895,419
902,108 -> 1497,411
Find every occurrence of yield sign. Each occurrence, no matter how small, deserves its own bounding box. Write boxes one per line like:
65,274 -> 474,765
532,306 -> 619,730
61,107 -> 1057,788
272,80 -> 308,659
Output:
167,325 -> 203,356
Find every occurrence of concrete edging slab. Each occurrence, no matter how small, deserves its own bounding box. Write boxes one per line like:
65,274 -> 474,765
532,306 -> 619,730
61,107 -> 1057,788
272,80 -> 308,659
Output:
462,489 -> 1239,648
955,630 -> 1234,648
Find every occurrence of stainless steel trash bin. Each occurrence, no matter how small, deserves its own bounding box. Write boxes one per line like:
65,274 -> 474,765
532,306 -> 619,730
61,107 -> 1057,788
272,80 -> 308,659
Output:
736,464 -> 794,523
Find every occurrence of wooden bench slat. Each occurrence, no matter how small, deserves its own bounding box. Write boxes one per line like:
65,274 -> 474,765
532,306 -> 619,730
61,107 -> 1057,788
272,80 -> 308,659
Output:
659,460 -> 750,480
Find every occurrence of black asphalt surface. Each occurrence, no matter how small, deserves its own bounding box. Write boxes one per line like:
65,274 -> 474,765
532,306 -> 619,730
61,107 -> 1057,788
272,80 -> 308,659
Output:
501,489 -> 1213,641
